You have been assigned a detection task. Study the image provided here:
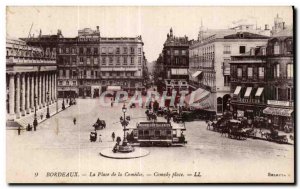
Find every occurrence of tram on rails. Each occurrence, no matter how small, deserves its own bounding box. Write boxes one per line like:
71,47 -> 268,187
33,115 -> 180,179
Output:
127,121 -> 187,146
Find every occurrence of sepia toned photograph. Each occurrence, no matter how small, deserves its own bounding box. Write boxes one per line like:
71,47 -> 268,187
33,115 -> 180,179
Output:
6,6 -> 294,183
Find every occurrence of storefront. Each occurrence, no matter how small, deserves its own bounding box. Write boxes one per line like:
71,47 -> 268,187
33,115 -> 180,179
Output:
263,106 -> 294,130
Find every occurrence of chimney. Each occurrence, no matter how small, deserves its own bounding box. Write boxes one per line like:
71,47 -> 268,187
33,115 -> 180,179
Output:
96,26 -> 99,32
265,24 -> 269,30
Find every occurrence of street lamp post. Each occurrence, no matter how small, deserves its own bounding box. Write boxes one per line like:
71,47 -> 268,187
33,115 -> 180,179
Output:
46,91 -> 50,118
33,95 -> 38,131
62,90 -> 65,110
117,104 -> 134,153
69,89 -> 72,106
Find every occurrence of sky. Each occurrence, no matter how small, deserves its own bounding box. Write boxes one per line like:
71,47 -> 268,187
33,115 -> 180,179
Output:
6,6 -> 293,62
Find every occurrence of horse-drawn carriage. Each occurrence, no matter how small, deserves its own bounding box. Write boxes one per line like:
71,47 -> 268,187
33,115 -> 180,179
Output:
93,118 -> 106,130
157,107 -> 165,117
145,109 -> 157,121
173,114 -> 184,123
262,130 -> 288,143
227,120 -> 246,140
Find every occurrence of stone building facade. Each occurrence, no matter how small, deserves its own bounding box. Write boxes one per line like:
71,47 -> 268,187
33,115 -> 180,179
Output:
6,38 -> 57,121
189,31 -> 269,114
229,34 -> 294,130
22,27 -> 146,98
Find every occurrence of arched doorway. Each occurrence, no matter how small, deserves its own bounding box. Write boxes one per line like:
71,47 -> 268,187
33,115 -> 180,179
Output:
223,94 -> 231,112
217,97 -> 223,113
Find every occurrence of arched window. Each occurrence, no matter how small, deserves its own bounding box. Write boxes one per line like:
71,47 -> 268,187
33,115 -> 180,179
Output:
274,41 -> 280,55
217,97 -> 223,113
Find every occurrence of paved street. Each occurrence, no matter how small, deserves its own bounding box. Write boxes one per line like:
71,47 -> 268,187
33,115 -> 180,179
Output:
7,99 -> 294,183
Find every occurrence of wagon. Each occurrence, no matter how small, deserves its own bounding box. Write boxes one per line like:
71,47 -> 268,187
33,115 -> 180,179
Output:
264,132 -> 288,143
93,119 -> 106,130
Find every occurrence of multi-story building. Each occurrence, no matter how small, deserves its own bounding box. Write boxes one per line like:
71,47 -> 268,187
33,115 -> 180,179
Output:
99,36 -> 144,95
6,38 -> 57,122
263,34 -> 294,130
22,26 -> 146,98
229,46 -> 268,118
189,30 -> 269,114
58,27 -> 101,98
160,28 -> 190,93
229,33 -> 294,130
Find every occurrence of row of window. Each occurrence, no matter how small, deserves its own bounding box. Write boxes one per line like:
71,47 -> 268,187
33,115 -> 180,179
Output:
77,80 -> 141,87
166,50 -> 187,56
237,67 -> 265,78
190,44 -> 215,57
59,56 -> 142,65
58,80 -> 76,86
59,47 -> 142,55
60,70 -> 136,77
58,80 -> 141,87
166,57 -> 187,65
235,64 -> 293,79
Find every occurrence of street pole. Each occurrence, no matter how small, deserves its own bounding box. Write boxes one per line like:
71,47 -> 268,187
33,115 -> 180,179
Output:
46,91 -> 50,118
123,110 -> 126,144
69,89 -> 72,106
56,71 -> 59,113
62,90 -> 65,110
33,95 -> 38,131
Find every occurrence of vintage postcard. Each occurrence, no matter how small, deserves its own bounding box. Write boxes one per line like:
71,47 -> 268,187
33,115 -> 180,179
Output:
6,6 -> 294,183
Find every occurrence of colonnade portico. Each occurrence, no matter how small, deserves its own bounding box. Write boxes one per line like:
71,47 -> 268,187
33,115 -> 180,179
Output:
7,71 -> 57,121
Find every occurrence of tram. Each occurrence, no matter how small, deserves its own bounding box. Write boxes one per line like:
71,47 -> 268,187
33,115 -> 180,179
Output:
127,121 -> 187,146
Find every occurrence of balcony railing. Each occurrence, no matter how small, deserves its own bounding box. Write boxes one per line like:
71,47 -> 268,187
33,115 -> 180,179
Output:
6,57 -> 56,64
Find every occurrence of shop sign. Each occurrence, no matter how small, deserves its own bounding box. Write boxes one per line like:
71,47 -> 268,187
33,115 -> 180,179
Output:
267,100 -> 290,107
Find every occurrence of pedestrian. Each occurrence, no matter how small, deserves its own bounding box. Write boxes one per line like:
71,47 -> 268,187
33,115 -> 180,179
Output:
116,136 -> 121,145
33,124 -> 37,131
111,101 -> 113,107
99,134 -> 102,142
17,126 -> 21,135
40,114 -> 43,120
112,132 -> 115,142
113,142 -> 119,153
27,124 -> 32,131
73,117 -> 76,125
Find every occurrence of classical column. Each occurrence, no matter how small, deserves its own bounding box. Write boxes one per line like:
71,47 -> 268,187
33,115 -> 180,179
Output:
54,73 -> 57,101
49,73 -> 52,104
21,74 -> 26,116
45,73 -> 48,105
31,74 -> 35,112
39,73 -> 42,108
26,74 -> 30,114
8,74 -> 15,120
44,73 -> 47,107
15,74 -> 21,118
51,73 -> 54,103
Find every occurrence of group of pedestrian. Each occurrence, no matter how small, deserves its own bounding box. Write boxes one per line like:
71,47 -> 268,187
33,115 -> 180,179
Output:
113,133 -> 122,153
18,123 -> 37,136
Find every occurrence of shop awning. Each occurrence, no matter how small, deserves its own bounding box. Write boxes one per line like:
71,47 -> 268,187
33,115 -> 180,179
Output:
107,86 -> 121,91
192,71 -> 202,78
233,86 -> 242,95
244,87 -> 252,98
255,87 -> 264,97
184,88 -> 211,109
263,107 -> 293,117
